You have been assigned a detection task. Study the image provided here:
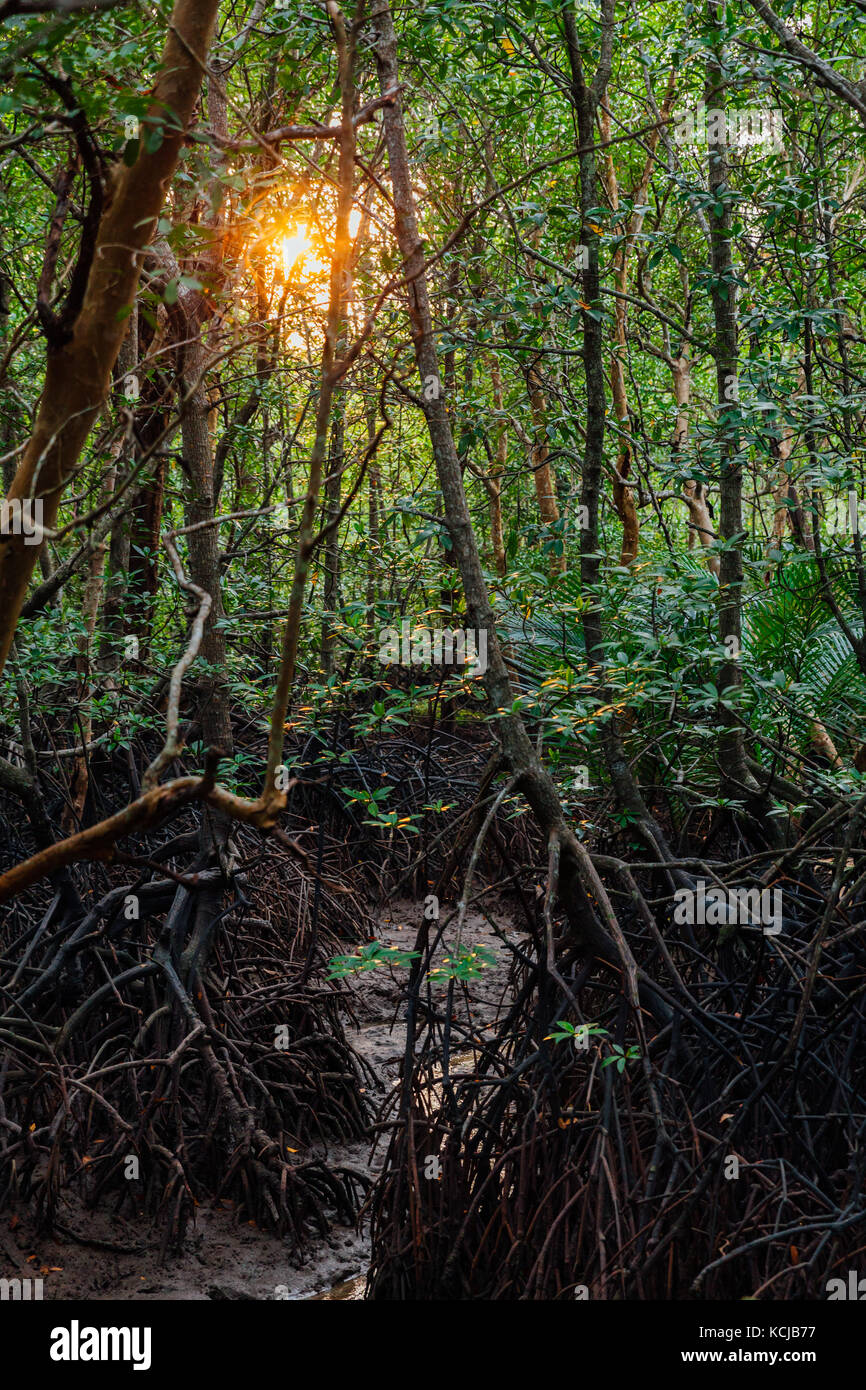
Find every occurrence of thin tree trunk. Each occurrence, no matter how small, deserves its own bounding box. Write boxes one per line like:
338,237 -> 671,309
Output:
770,368 -> 812,553
671,347 -> 720,575
705,4 -> 752,789
488,357 -> 507,578
559,3 -> 666,833
262,0 -> 358,795
526,354 -> 565,576
321,400 -> 344,677
62,443 -> 119,830
365,388 -> 381,614
99,312 -> 138,674
600,76 -> 675,565
179,332 -> 234,761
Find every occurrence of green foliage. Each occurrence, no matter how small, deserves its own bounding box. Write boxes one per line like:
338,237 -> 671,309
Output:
326,942 -> 421,980
545,1020 -> 608,1046
429,944 -> 498,981
4,0 -> 866,924
326,940 -> 496,982
601,1044 -> 642,1074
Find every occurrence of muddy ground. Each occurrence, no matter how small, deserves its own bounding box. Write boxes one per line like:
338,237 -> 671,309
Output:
2,896 -> 525,1300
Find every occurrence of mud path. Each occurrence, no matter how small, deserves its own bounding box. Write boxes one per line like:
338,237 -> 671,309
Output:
4,897 -> 523,1301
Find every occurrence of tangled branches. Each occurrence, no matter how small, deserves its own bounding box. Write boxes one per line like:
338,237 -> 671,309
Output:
0,827 -> 372,1251
366,820 -> 866,1300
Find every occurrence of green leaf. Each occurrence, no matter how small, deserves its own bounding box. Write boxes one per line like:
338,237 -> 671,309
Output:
429,943 -> 497,981
326,941 -> 420,979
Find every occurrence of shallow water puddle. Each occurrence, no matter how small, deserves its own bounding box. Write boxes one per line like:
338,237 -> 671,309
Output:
311,1272 -> 367,1300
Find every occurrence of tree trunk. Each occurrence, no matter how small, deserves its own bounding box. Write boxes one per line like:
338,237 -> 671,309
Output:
321,401 -> 344,677
600,77 -> 675,566
705,4 -> 752,789
488,357 -> 507,578
62,440 -> 119,830
99,313 -> 138,674
365,388 -> 381,614
671,348 -> 720,575
0,0 -> 222,679
526,354 -> 565,576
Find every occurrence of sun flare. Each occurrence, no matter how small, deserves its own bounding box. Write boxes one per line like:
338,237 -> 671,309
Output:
281,225 -> 312,279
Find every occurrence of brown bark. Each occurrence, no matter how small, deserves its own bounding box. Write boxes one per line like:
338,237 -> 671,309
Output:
522,227 -> 564,576
0,0 -> 222,679
99,314 -> 138,671
810,720 -> 843,769
526,354 -> 565,575
62,445 -> 119,831
671,347 -> 720,576
365,388 -> 381,612
178,328 -> 233,760
770,369 -> 812,554
600,76 -> 675,566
